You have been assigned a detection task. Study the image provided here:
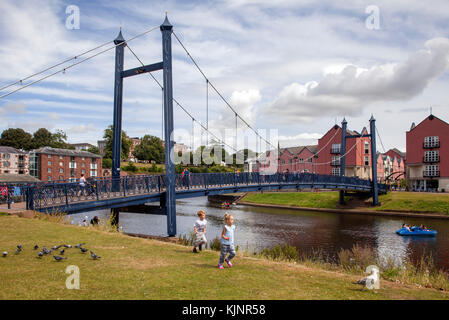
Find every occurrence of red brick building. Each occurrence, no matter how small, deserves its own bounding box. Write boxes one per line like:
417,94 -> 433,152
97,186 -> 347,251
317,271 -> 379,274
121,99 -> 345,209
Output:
316,125 -> 372,179
406,114 -> 449,192
30,147 -> 102,182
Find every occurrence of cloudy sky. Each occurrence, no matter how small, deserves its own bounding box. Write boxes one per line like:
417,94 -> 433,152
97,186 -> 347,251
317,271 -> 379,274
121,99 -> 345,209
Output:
1,0 -> 449,153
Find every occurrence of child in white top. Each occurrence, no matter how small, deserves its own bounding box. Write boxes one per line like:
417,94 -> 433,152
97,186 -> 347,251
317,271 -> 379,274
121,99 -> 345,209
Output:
218,213 -> 236,269
193,210 -> 207,253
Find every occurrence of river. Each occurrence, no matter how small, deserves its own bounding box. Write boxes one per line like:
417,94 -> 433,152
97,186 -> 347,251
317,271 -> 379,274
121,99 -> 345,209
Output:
71,196 -> 449,271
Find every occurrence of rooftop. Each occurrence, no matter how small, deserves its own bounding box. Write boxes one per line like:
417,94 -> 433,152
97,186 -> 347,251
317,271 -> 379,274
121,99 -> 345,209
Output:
0,146 -> 27,155
32,147 -> 101,158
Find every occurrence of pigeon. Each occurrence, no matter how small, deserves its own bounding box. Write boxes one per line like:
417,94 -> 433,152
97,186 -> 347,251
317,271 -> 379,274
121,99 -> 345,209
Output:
17,245 -> 22,250
53,255 -> 67,262
37,252 -> 44,258
75,243 -> 85,249
90,251 -> 101,260
63,244 -> 72,249
15,248 -> 21,255
51,245 -> 61,251
59,249 -> 65,255
33,245 -> 39,250
2,251 -> 7,257
42,246 -> 51,255
80,247 -> 88,253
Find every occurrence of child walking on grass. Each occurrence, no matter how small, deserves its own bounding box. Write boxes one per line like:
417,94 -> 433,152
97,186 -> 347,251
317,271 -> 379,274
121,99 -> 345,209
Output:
193,210 -> 207,253
218,213 -> 236,269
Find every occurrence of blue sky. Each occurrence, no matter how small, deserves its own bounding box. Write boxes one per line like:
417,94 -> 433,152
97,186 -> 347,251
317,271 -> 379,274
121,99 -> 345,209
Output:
1,0 -> 449,152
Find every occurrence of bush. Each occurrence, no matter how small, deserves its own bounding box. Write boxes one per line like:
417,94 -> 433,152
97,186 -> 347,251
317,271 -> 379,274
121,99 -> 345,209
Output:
209,237 -> 221,251
122,162 -> 138,173
102,158 -> 112,169
338,243 -> 377,272
260,244 -> 299,262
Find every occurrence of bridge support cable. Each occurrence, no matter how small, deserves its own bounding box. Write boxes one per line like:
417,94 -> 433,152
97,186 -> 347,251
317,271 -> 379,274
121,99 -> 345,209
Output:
172,31 -> 278,152
0,25 -> 160,100
206,79 -> 209,146
126,44 -> 238,154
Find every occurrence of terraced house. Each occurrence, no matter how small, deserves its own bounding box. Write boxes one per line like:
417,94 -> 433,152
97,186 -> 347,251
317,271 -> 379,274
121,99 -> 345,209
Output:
406,114 -> 449,192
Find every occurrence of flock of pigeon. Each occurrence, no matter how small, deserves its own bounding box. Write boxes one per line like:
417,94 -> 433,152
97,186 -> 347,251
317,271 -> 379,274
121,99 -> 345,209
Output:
2,243 -> 101,261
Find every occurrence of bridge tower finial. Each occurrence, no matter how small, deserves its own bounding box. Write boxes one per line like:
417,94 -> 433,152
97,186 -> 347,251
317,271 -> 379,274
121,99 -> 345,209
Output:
114,28 -> 125,45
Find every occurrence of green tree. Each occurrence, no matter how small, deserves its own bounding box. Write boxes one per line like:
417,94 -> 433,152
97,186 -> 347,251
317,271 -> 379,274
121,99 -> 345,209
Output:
133,135 -> 164,163
87,145 -> 100,155
31,128 -> 72,149
103,125 -> 132,161
0,128 -> 33,150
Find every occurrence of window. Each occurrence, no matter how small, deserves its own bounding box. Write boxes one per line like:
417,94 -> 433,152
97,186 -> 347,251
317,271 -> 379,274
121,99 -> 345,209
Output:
48,155 -> 51,159
69,178 -> 77,182
364,141 -> 370,154
331,144 -> 341,154
424,165 -> 439,177
332,156 -> 340,166
59,176 -> 64,180
332,167 -> 340,176
81,169 -> 85,174
4,154 -> 10,159
308,158 -> 312,163
48,161 -> 52,166
281,160 -> 285,164
59,156 -> 63,160
48,176 -> 51,181
298,158 -> 303,163
59,168 -> 63,173
288,159 -> 292,164
71,156 -> 75,161
3,161 -> 10,168
92,158 -> 96,163
424,151 -> 439,162
364,156 -> 370,166
59,162 -> 63,166
82,157 -> 85,161
82,162 -> 85,167
90,170 -> 97,177
424,136 -> 439,148
69,162 -> 77,169
48,168 -> 51,173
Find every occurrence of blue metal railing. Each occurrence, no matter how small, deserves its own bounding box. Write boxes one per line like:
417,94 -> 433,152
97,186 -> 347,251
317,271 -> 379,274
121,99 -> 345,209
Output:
24,172 -> 386,211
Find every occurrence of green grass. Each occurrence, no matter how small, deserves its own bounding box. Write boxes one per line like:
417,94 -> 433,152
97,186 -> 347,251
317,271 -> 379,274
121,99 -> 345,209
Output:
0,215 -> 448,300
243,192 -> 342,209
242,191 -> 449,215
377,192 -> 449,214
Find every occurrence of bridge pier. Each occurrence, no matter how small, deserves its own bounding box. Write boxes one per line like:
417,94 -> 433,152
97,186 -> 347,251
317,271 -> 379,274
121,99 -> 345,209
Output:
369,115 -> 379,206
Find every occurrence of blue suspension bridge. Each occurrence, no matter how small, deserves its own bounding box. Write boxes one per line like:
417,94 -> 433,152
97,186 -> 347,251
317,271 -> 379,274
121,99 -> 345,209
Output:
0,16 -> 387,236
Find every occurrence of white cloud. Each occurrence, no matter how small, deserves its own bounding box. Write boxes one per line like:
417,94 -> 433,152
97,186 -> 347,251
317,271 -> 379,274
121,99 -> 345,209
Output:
265,38 -> 449,123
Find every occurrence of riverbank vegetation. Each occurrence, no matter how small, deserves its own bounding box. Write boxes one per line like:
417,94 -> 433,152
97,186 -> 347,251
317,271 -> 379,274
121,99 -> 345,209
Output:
241,191 -> 449,215
254,243 -> 449,292
1,214 -> 448,299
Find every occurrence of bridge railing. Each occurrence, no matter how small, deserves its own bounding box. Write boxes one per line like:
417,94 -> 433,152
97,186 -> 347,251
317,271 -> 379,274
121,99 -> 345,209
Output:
28,172 -> 386,210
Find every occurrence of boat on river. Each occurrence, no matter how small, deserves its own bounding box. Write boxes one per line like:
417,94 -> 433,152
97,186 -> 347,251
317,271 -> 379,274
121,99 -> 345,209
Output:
396,227 -> 437,237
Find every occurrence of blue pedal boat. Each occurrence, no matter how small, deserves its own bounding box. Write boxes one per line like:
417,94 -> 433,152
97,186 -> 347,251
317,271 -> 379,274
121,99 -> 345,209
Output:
396,227 -> 437,237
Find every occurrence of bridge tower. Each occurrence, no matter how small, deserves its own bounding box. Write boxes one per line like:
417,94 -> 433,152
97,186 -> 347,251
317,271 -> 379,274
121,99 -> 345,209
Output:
110,16 -> 177,236
339,118 -> 347,204
340,116 -> 379,206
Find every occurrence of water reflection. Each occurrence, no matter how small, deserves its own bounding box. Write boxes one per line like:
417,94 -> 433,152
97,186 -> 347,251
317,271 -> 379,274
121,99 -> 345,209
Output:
71,196 -> 449,271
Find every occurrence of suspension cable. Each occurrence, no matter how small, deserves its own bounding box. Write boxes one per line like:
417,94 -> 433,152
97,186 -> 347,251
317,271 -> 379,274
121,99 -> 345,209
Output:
0,25 -> 160,100
173,31 -> 277,151
0,40 -> 112,92
126,44 -> 237,152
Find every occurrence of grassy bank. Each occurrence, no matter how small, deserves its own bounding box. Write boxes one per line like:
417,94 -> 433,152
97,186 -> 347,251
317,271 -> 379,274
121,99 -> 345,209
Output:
376,192 -> 449,214
242,191 -> 449,215
0,215 -> 447,299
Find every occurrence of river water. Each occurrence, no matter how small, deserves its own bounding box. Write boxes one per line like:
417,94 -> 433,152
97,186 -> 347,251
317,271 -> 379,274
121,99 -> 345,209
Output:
72,197 -> 449,271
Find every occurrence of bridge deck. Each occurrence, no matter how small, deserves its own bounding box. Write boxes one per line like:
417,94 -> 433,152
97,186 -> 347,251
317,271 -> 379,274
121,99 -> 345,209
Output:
14,172 -> 386,214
